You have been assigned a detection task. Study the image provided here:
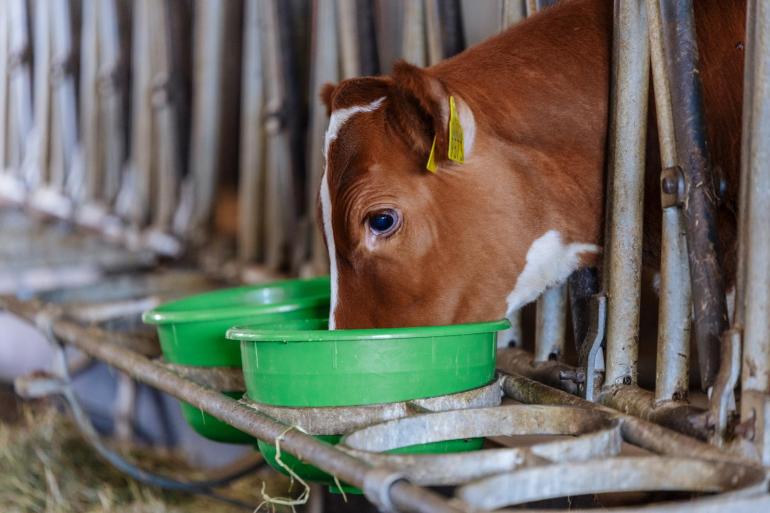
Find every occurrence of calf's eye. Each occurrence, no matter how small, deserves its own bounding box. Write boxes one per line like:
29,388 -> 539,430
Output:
367,210 -> 399,236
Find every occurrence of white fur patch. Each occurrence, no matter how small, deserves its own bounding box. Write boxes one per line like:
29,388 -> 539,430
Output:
505,230 -> 599,316
456,98 -> 476,158
321,97 -> 386,330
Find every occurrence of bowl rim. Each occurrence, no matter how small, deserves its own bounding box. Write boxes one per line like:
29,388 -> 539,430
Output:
142,277 -> 330,325
226,318 -> 511,342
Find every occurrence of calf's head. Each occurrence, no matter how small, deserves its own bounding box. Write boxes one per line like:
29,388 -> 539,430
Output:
319,62 -> 602,330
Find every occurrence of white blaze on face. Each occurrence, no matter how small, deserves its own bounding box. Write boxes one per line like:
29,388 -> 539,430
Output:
321,97 -> 385,330
505,230 -> 600,316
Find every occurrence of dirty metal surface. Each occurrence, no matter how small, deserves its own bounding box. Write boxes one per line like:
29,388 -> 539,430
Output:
457,456 -> 768,511
340,405 -> 621,486
240,378 -> 502,436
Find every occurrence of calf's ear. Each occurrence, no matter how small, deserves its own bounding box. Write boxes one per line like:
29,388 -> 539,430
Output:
320,83 -> 337,117
390,61 -> 449,161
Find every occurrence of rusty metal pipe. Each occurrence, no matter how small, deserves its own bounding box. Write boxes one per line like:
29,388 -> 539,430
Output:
658,0 -> 728,391
500,372 -> 752,465
497,346 -> 582,395
603,0 -> 649,387
598,385 -> 707,441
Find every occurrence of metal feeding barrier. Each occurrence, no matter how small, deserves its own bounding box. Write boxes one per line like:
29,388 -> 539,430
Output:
1,0 -> 770,512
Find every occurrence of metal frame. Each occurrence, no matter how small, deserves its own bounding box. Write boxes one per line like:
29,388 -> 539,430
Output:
3,291 -> 767,513
2,0 -> 770,510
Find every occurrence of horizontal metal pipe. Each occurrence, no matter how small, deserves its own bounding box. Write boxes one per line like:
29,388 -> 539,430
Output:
497,347 -> 582,395
598,385 -> 707,440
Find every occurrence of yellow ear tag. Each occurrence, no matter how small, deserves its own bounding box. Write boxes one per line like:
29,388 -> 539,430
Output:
447,96 -> 464,163
426,136 -> 438,173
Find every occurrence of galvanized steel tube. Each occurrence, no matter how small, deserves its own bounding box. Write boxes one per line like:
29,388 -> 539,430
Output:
534,285 -> 567,362
603,0 -> 649,386
186,0 -> 227,238
238,0 -> 266,264
646,0 -> 691,405
739,0 -> 770,466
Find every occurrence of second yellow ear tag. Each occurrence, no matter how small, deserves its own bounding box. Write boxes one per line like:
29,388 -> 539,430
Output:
426,136 -> 438,173
447,96 -> 464,163
424,96 -> 464,172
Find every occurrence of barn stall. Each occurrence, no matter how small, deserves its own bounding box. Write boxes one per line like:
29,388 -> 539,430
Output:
0,0 -> 769,512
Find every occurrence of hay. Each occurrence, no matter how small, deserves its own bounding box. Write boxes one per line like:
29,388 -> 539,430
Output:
0,401 -> 293,513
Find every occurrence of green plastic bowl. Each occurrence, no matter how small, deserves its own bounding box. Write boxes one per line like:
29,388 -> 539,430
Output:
179,392 -> 254,444
142,277 -> 330,366
142,277 -> 330,443
227,318 -> 508,407
229,317 -> 508,486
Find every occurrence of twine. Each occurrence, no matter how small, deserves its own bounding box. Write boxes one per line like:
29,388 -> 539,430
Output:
253,425 -> 349,512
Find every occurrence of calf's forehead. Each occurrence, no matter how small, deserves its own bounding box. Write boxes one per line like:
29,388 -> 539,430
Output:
325,100 -> 407,191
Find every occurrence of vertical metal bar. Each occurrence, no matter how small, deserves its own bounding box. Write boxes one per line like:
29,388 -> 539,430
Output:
8,0 -> 32,175
238,0 -> 266,264
603,0 -> 649,387
568,266 -> 600,352
306,0 -> 341,275
50,0 -> 81,199
97,0 -> 126,206
27,0 -> 52,190
425,0 -> 443,66
80,0 -> 102,202
151,0 -> 181,232
740,0 -> 770,466
647,0 -> 691,405
499,0 -> 526,32
437,0 -> 465,59
355,0 -> 380,76
120,0 -> 153,227
261,0 -> 297,270
182,0 -> 227,239
524,0 -> 538,17
0,7 -> 9,173
336,0 -> 360,78
402,0 -> 426,66
534,285 -> 567,362
659,1 -> 728,391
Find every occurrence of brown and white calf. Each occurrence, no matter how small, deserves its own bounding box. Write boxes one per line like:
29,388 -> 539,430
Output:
318,0 -> 744,330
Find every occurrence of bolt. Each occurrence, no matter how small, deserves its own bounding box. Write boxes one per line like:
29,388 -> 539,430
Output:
661,175 -> 679,194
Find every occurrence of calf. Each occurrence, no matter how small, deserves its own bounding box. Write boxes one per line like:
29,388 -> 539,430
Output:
319,0 -> 744,330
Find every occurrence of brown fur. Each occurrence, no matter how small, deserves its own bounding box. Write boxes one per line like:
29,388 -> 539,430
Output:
320,0 -> 744,329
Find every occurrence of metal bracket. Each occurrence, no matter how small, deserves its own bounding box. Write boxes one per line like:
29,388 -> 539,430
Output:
708,328 -> 741,446
579,293 -> 606,401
